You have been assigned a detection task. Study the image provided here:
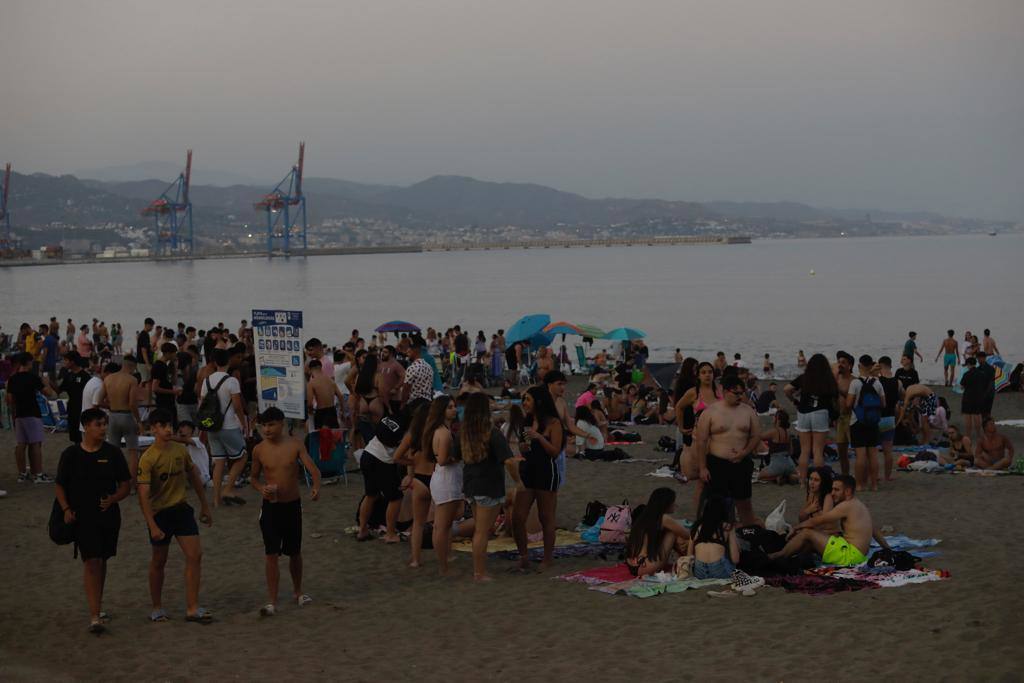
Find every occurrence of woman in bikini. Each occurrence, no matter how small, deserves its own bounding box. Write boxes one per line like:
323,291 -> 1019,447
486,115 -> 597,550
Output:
512,386 -> 563,571
940,425 -> 973,468
625,487 -> 690,577
675,362 -> 721,493
395,401 -> 433,568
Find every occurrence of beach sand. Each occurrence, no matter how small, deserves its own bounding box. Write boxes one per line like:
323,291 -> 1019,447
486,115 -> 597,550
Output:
1,381 -> 1022,681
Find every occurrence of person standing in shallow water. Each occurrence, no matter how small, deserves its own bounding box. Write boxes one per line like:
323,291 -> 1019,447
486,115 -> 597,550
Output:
934,330 -> 960,387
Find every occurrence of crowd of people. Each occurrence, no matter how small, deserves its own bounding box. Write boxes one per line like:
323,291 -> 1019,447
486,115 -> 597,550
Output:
0,316 -> 1016,632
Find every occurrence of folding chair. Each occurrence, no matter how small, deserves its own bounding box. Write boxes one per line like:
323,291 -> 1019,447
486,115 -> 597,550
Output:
304,430 -> 349,485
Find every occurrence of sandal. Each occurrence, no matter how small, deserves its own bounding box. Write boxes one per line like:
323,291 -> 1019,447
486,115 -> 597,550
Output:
185,608 -> 214,624
149,609 -> 169,622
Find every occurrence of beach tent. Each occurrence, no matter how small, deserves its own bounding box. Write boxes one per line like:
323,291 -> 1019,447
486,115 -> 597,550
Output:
375,320 -> 420,333
646,362 -> 681,392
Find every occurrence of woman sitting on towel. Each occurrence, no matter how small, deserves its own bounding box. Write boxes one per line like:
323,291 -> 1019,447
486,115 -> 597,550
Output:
625,488 -> 690,577
940,425 -> 973,468
589,399 -> 611,444
799,466 -> 835,523
631,386 -> 660,425
686,494 -> 740,580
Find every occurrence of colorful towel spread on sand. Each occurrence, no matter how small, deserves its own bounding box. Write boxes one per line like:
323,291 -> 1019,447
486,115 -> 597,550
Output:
453,529 -> 581,554
555,564 -> 729,597
491,542 -> 623,562
812,566 -> 948,588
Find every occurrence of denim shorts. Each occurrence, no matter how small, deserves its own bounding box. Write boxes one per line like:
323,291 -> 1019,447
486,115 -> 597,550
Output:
878,416 -> 896,444
472,495 -> 504,508
693,557 -> 735,580
795,409 -> 830,433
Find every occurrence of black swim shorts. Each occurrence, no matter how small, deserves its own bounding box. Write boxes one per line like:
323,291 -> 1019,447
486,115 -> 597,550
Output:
313,407 -> 340,430
77,508 -> 122,561
149,503 -> 199,546
360,451 -> 403,502
705,454 -> 754,501
259,499 -> 302,556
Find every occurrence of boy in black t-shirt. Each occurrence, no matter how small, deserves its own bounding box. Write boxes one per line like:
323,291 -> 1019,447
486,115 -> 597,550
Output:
55,408 -> 131,634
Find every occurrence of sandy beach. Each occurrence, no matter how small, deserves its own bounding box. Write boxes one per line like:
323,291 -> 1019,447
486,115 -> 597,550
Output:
2,379 -> 1023,682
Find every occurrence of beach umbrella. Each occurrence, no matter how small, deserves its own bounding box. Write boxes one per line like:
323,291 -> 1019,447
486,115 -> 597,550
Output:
989,355 -> 1012,393
602,327 -> 647,341
506,314 -> 551,344
542,321 -> 607,338
375,320 -> 420,333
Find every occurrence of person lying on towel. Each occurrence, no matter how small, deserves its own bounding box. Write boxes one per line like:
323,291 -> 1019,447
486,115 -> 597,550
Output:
768,475 -> 891,566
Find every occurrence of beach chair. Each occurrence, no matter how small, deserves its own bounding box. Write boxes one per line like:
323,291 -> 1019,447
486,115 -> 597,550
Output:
305,430 -> 349,485
574,345 -> 588,374
38,394 -> 63,433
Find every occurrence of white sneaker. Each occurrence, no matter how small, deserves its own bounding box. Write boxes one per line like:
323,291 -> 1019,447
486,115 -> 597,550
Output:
34,473 -> 55,484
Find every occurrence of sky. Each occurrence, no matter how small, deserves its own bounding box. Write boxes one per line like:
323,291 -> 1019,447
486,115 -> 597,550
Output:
2,0 -> 1022,220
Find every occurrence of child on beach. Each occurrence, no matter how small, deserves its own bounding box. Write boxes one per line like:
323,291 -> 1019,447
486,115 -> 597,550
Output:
137,408 -> 213,623
250,407 -> 321,616
687,495 -> 741,580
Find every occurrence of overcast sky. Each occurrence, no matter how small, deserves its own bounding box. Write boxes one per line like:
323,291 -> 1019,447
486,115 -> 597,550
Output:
3,0 -> 1022,219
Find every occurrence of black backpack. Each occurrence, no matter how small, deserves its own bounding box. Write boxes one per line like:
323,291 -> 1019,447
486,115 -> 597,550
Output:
582,500 -> 607,526
197,375 -> 231,431
868,549 -> 920,571
48,498 -> 78,551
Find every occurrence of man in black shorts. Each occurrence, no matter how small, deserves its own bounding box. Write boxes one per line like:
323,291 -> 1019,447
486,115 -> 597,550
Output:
694,374 -> 761,525
54,408 -> 131,634
356,411 -> 408,542
250,407 -> 320,616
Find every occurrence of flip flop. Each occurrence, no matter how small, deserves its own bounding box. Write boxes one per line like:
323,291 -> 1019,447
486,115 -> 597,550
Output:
296,594 -> 313,607
185,608 -> 213,624
149,609 -> 169,622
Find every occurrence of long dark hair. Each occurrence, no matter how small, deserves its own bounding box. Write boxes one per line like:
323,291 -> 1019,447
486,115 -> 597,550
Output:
801,353 -> 838,397
505,404 -> 526,439
626,488 -> 676,560
574,405 -> 596,425
421,396 -> 453,462
672,357 -> 698,401
355,352 -> 378,397
806,466 -> 834,510
693,494 -> 731,546
525,385 -> 559,429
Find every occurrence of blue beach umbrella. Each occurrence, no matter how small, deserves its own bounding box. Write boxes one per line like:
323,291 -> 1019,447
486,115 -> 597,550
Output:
602,327 -> 647,341
375,320 -> 420,333
506,314 -> 551,344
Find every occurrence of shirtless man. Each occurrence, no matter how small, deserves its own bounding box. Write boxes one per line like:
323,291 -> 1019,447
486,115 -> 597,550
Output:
306,359 -> 345,430
694,374 -> 761,525
975,417 -> 1014,470
251,407 -> 320,616
536,347 -> 555,382
713,352 -> 728,375
377,346 -> 406,414
833,351 -> 855,476
982,329 -> 1000,356
543,371 -> 587,482
99,356 -> 142,481
934,330 -> 960,387
769,475 -> 890,566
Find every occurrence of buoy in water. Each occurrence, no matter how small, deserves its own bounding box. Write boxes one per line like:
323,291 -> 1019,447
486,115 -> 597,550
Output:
809,269 -> 816,276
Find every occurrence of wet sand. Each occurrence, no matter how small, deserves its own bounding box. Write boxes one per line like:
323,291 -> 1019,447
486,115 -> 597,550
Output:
1,380 -> 1022,681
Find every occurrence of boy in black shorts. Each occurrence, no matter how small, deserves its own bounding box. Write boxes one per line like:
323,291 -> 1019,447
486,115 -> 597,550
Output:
138,408 -> 214,623
251,407 -> 321,616
55,408 -> 132,634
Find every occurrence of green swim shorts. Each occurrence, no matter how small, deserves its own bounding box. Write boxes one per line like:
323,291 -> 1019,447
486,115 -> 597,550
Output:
822,535 -> 868,566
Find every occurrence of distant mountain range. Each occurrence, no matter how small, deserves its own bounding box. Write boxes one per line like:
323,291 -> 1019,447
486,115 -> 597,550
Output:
4,169 -> 1010,236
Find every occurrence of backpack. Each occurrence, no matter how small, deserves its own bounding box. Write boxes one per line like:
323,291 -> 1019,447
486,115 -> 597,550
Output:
582,500 -> 607,527
48,498 -> 78,551
599,500 -> 632,543
854,378 -> 882,427
197,375 -> 231,432
868,549 -> 920,571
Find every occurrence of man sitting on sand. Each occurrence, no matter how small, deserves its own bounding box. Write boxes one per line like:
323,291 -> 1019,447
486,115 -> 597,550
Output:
975,417 -> 1014,470
250,407 -> 320,616
769,475 -> 891,566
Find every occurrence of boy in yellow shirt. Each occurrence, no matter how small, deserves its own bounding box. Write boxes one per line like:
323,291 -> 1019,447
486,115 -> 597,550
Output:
137,408 -> 213,623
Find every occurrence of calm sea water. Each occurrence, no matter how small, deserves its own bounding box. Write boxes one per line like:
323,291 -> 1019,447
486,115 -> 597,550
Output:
2,235 -> 1020,382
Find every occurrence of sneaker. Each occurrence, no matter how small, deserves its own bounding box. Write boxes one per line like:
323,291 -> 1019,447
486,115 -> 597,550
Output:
730,569 -> 765,592
17,473 -> 29,484
34,473 -> 54,484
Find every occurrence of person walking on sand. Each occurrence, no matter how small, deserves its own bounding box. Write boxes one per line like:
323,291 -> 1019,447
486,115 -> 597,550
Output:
769,475 -> 891,566
54,408 -> 131,634
934,330 -> 961,387
199,348 -> 249,507
250,407 -> 320,616
903,331 -> 923,365
694,374 -> 761,527
137,408 -> 213,623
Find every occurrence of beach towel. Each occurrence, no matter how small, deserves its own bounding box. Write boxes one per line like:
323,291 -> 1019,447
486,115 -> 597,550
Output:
555,565 -> 729,597
491,542 -> 624,562
452,529 -> 582,554
765,574 -> 879,595
812,565 -> 948,588
646,466 -> 678,478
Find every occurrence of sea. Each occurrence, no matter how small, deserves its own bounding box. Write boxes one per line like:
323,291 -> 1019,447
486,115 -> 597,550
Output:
2,234 -> 1019,383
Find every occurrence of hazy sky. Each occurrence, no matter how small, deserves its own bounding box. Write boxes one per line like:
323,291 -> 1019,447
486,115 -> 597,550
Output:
3,0 -> 1022,219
